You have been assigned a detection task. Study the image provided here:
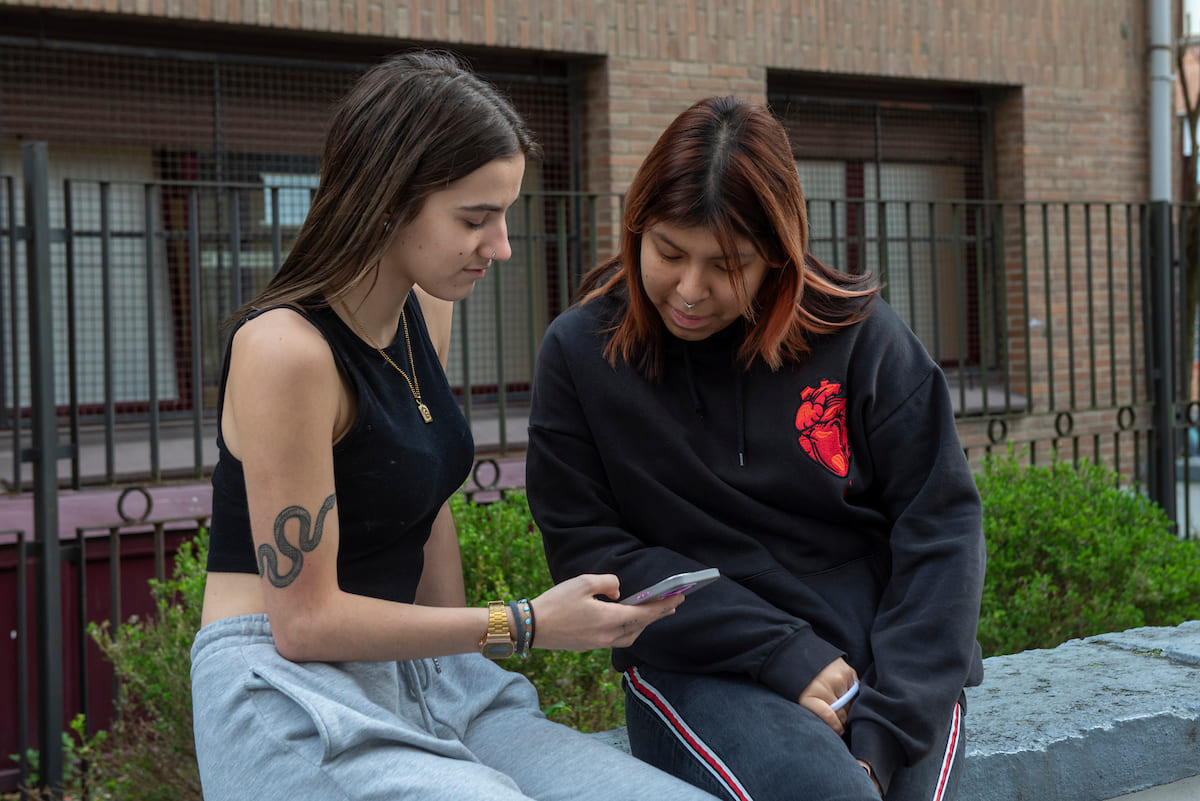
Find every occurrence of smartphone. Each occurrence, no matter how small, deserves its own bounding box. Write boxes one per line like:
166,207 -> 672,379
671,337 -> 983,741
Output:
620,568 -> 720,605
830,680 -> 860,712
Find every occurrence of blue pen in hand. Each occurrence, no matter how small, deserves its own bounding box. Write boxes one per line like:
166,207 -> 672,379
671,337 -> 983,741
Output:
830,680 -> 860,712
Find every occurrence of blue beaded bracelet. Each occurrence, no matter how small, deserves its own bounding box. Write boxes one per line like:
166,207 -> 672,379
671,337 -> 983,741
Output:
522,598 -> 535,652
507,600 -> 526,658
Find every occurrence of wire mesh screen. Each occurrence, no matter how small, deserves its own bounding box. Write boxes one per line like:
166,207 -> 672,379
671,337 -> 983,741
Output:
444,74 -> 572,403
0,40 -> 573,431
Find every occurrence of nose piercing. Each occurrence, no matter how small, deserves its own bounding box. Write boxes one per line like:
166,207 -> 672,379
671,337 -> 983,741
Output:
486,251 -> 496,268
684,301 -> 695,309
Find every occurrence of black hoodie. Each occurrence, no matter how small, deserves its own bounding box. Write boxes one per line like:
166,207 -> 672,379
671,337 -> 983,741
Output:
526,292 -> 985,791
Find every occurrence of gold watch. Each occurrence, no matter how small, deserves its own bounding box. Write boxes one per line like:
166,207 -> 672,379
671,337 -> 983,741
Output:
479,601 -> 515,659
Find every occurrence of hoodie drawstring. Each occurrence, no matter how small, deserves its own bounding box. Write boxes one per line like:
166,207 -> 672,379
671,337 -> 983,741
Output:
681,344 -> 747,468
735,368 -> 746,467
682,346 -> 706,419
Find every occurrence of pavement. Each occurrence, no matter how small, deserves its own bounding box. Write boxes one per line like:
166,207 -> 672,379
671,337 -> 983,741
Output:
1112,777 -> 1200,800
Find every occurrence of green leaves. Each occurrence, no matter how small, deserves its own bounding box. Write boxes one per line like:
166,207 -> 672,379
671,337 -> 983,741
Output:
975,449 -> 1200,656
81,532 -> 208,800
452,490 -> 626,732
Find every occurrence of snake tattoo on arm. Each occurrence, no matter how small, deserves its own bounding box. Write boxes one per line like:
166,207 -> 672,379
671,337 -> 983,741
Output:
257,493 -> 337,588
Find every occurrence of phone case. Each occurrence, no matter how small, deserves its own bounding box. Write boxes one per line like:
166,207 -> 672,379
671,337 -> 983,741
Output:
620,567 -> 720,604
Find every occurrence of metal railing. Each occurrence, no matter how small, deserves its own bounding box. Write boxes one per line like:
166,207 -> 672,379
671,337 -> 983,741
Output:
0,168 -> 626,485
0,178 -> 1175,489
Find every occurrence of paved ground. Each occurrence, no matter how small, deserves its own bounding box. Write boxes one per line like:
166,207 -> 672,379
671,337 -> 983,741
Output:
1112,775 -> 1200,800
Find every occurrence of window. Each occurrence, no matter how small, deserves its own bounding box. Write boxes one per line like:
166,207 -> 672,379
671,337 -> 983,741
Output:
770,74 -> 1016,413
261,172 -> 319,227
770,76 -> 990,367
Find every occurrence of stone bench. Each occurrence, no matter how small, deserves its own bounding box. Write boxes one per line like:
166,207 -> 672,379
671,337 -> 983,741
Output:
590,620 -> 1200,801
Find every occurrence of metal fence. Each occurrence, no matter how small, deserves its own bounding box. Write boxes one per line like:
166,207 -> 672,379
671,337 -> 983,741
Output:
0,166 -> 625,486
0,177 -> 1177,490
2,143 -> 1197,795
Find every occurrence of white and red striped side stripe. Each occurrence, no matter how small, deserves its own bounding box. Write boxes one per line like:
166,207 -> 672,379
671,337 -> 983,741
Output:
928,701 -> 962,801
626,668 -> 963,801
624,667 -> 756,801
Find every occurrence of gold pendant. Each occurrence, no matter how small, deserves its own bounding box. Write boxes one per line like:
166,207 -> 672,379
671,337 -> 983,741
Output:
417,402 -> 433,424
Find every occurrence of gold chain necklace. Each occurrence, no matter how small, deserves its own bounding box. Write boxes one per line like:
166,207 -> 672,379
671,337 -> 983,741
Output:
339,299 -> 433,424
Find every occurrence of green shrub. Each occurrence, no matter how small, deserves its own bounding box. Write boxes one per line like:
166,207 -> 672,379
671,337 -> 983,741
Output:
85,530 -> 207,800
9,713 -> 109,800
452,489 -> 625,731
15,533 -> 208,801
975,450 -> 1200,657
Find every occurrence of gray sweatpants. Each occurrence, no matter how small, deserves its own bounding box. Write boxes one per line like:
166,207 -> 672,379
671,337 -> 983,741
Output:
190,614 -> 718,801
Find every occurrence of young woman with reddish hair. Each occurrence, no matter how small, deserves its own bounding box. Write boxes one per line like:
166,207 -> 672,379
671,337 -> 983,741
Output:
526,96 -> 986,801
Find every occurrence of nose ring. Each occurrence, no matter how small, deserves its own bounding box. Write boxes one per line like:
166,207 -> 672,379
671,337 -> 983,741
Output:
486,250 -> 496,268
684,301 -> 695,309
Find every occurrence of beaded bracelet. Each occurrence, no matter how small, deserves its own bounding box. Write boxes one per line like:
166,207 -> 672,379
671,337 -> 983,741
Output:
512,598 -> 533,657
507,600 -> 526,657
522,598 -> 536,651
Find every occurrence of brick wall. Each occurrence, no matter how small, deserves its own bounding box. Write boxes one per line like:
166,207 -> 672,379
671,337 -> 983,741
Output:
1,0 -> 1153,202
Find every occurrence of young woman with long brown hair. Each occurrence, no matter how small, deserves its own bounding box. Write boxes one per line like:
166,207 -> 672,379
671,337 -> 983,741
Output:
527,96 -> 985,801
190,51 -> 719,801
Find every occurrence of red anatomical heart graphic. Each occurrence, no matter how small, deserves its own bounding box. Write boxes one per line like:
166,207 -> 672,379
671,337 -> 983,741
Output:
795,380 -> 850,477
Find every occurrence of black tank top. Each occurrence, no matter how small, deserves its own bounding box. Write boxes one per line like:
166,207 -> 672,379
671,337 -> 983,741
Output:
206,293 -> 474,604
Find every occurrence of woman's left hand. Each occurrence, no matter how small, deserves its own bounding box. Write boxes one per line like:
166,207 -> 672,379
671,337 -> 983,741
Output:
798,657 -> 858,735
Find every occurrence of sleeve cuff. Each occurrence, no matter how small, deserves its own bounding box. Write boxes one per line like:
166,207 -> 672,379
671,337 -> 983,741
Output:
756,630 -> 845,702
850,719 -> 904,796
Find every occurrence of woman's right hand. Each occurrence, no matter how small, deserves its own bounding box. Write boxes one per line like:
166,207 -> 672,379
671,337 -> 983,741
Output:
529,574 -> 682,652
799,657 -> 859,735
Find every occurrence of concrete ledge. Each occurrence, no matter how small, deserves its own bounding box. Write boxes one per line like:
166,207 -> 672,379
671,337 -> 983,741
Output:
964,620 -> 1200,801
591,621 -> 1200,801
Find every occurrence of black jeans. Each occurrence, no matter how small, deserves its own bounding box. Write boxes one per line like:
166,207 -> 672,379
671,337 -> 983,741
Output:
623,666 -> 965,801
